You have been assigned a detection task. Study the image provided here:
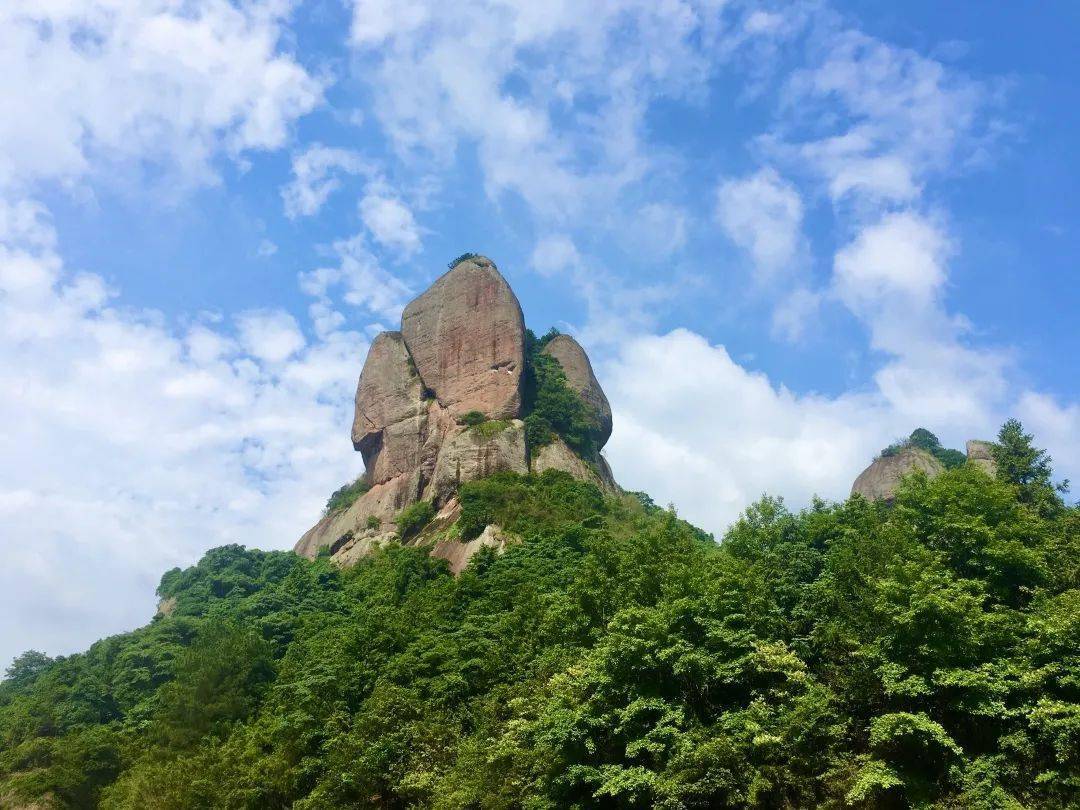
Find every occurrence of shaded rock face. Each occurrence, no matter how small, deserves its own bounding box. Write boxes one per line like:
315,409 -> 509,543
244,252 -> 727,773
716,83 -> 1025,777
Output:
851,447 -> 944,502
542,334 -> 613,448
350,332 -> 431,485
966,440 -> 998,476
295,254 -> 618,565
401,256 -> 525,419
531,435 -> 618,494
426,420 -> 529,503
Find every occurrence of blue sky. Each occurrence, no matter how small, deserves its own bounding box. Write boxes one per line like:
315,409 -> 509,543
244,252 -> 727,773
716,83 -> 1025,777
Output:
1,0 -> 1077,667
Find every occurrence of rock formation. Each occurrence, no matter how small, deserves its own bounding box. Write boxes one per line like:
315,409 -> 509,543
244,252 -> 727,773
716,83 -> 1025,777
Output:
401,255 -> 525,419
852,447 -> 945,502
966,440 -> 998,476
295,254 -> 618,567
851,435 -> 1002,502
541,334 -> 613,447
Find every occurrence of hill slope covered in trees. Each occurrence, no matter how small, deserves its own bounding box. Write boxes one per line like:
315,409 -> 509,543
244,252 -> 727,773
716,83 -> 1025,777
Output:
1,422 -> 1077,808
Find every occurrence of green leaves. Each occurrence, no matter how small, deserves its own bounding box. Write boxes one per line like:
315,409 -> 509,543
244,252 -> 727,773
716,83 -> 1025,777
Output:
522,330 -> 603,457
2,425 -> 1078,807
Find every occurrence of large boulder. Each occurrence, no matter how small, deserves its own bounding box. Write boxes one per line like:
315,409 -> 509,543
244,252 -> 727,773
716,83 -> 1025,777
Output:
425,419 -> 529,503
351,331 -> 428,485
851,446 -> 944,502
401,255 -> 525,419
966,440 -> 998,476
295,254 -> 624,566
542,334 -> 613,448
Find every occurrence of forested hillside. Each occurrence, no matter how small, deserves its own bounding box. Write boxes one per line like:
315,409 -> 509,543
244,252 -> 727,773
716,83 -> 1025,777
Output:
1,423 -> 1077,808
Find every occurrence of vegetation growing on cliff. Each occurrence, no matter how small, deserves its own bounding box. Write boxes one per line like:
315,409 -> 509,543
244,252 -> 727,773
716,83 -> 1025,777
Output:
880,427 -> 967,469
522,328 -> 603,458
323,477 -> 370,515
1,425 -> 1077,808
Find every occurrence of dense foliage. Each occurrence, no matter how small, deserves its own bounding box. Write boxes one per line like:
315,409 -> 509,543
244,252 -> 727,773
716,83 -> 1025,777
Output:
2,428 -> 1078,809
458,410 -> 488,427
880,428 -> 967,469
324,477 -> 370,515
523,328 -> 603,458
395,500 -> 436,540
447,252 -> 478,269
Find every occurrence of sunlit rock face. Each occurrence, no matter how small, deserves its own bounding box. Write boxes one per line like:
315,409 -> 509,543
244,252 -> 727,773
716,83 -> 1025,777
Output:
851,446 -> 944,502
401,255 -> 525,420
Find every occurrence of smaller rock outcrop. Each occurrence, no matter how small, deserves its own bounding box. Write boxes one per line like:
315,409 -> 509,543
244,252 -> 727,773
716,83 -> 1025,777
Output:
851,447 -> 944,502
541,334 -> 613,448
966,440 -> 997,476
431,524 -> 516,575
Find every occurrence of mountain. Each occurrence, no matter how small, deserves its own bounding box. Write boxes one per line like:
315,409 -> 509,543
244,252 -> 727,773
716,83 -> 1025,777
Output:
294,253 -> 617,570
0,260 -> 1077,809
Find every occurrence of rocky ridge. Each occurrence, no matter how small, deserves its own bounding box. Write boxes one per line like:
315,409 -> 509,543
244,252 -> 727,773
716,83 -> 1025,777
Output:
851,434 -> 998,502
295,255 -> 618,565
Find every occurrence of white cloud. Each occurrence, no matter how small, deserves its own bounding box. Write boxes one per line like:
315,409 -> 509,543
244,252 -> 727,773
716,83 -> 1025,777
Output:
603,329 -> 896,532
771,287 -> 822,343
834,211 -> 949,317
530,233 -> 582,278
716,167 -> 804,281
778,28 -> 995,195
236,310 -> 306,363
300,233 -> 413,327
0,209 -> 367,666
345,0 -> 716,221
281,144 -> 371,218
0,0 -> 321,193
626,203 -> 690,257
359,188 -> 422,255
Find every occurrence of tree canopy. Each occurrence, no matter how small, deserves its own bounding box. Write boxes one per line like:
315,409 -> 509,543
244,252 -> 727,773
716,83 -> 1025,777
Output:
1,425 -> 1077,808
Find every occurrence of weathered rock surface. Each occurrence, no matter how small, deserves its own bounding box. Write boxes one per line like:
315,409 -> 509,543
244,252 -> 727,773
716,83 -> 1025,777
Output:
851,447 -> 944,502
401,256 -> 525,419
531,436 -> 619,494
331,529 -> 397,568
426,420 -> 528,503
966,440 -> 997,476
430,524 -> 516,575
350,332 -> 430,485
542,334 -> 613,448
294,472 -> 420,558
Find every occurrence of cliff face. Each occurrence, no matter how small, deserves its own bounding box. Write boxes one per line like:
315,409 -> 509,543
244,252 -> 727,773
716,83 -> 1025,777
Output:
295,255 -> 617,563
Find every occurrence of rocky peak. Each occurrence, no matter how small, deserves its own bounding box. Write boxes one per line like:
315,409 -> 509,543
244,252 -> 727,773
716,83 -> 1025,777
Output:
295,254 -> 618,565
966,439 -> 998,476
851,446 -> 944,502
851,431 -> 1002,502
400,255 -> 525,419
